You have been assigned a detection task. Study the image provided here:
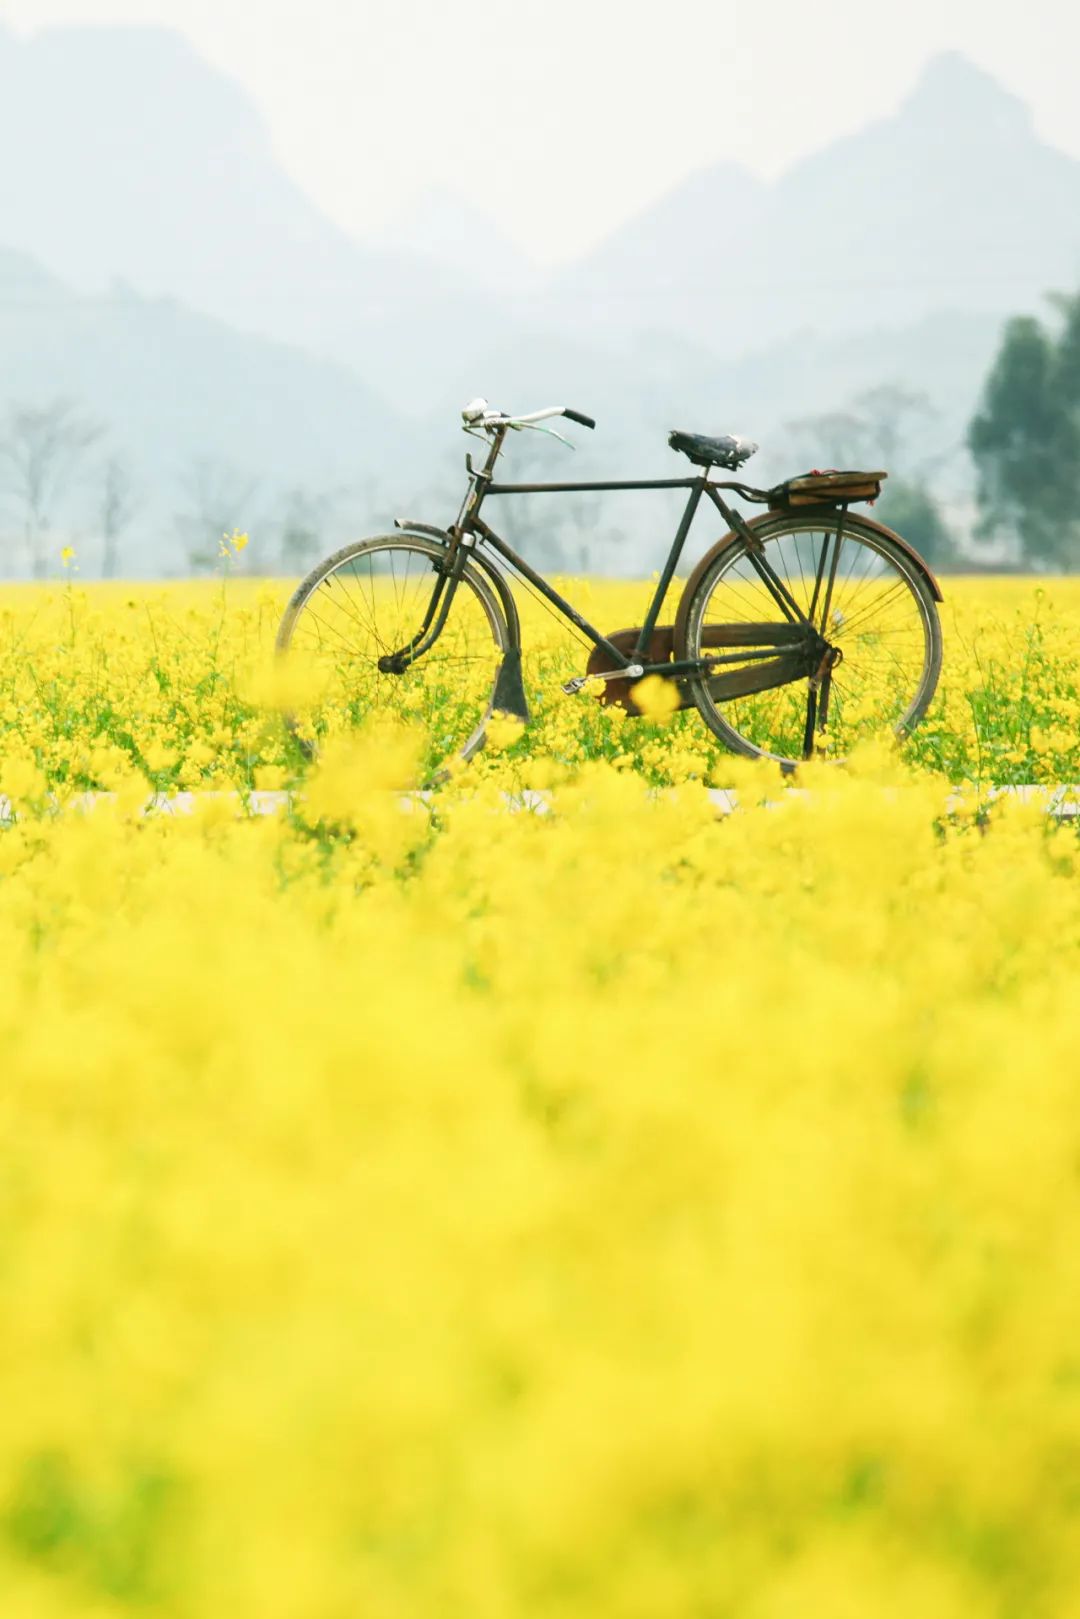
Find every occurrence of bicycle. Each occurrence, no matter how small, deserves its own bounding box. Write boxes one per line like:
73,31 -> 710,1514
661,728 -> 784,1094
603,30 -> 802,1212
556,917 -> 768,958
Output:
276,399 -> 943,773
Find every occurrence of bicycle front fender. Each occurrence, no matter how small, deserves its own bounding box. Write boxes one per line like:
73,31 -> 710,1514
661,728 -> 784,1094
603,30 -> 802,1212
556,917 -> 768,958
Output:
393,518 -> 521,649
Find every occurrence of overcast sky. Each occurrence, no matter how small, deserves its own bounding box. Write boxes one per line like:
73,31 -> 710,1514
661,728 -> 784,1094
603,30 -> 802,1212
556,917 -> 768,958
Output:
1,0 -> 1075,262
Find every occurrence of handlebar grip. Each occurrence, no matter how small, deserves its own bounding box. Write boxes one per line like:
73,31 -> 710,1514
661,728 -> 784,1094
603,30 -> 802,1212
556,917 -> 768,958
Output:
563,408 -> 596,430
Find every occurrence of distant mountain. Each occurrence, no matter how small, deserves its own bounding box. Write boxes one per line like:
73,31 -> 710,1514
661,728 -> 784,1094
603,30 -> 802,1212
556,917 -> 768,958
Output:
0,22 -> 508,405
0,28 -> 1072,571
377,185 -> 539,290
553,53 -> 1080,341
554,163 -> 767,315
0,27 -> 1066,389
390,300 -> 1002,585
0,236 -> 1003,576
0,244 -> 401,573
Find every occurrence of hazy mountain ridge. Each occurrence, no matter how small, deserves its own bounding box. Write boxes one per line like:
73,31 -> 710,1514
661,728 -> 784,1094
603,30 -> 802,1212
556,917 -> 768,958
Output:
0,20 -> 508,403
1,30 -> 1064,384
377,185 -> 540,291
553,54 -> 1080,338
0,244 -> 404,574
0,29 -> 1070,570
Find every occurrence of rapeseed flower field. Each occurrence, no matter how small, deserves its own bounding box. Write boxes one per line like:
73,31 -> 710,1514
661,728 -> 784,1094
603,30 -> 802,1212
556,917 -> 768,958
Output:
2,573 -> 1080,1618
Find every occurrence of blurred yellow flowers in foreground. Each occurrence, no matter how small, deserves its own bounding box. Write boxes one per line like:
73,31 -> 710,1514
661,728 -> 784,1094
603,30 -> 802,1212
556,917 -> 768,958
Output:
1,575 -> 1080,1617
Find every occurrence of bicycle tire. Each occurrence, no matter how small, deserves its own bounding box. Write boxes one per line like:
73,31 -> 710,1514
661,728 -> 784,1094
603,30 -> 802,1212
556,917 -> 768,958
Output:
276,534 -> 510,768
676,510 -> 943,767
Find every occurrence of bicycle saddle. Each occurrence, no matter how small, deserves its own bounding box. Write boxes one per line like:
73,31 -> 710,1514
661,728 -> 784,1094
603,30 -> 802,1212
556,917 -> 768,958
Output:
668,430 -> 759,470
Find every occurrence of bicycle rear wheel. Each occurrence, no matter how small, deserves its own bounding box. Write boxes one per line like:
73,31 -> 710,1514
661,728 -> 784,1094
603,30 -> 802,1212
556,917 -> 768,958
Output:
276,535 -> 509,768
677,512 -> 942,767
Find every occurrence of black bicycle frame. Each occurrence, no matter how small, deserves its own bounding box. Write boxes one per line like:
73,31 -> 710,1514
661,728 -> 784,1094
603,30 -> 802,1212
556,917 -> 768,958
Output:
388,426 -> 819,680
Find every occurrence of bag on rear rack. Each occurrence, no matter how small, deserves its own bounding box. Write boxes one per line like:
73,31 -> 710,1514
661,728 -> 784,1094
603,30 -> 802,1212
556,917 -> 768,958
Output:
768,469 -> 887,509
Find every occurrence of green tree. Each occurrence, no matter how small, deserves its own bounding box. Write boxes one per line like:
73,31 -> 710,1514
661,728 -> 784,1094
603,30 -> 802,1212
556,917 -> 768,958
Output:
1049,291 -> 1080,413
969,312 -> 1080,567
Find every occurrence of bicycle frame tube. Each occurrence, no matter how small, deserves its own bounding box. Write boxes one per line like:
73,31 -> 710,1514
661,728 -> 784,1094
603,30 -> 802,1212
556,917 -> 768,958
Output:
387,446 -> 812,674
634,483 -> 704,655
470,515 -> 635,668
478,475 -> 811,650
470,476 -> 709,667
702,485 -> 808,625
486,478 -> 700,494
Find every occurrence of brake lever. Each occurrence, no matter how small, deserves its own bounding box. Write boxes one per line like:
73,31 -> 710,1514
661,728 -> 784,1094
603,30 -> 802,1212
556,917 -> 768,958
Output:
516,421 -> 574,450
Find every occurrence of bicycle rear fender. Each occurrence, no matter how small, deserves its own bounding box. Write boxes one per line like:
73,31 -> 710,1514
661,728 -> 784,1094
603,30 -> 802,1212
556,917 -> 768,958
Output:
673,508 -> 943,655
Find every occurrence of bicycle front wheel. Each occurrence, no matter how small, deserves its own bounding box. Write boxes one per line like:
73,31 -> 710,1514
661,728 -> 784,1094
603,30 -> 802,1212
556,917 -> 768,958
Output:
276,535 -> 509,768
678,512 -> 942,767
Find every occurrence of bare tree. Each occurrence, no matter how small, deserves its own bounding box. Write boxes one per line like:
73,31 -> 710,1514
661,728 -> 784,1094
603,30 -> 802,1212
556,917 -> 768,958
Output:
851,384 -> 937,472
782,385 -> 940,480
99,454 -> 139,579
174,456 -> 257,573
0,398 -> 103,578
278,484 -> 336,573
780,409 -> 872,472
489,431 -> 612,572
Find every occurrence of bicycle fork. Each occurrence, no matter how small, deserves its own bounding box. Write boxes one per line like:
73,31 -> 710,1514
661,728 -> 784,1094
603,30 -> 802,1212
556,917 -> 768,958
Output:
379,433 -> 508,675
375,533 -> 473,674
377,523 -> 531,724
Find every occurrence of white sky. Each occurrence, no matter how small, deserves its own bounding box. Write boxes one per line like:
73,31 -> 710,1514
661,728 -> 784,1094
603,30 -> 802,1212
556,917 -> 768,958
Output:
1,0 -> 1076,262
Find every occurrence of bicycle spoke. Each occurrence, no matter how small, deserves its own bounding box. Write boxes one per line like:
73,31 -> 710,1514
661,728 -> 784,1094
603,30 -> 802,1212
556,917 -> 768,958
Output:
834,577 -> 912,640
278,538 -> 506,771
327,566 -> 387,646
690,515 -> 935,765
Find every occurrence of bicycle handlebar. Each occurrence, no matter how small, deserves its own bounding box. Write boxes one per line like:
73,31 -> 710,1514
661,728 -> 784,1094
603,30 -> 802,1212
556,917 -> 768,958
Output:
461,397 -> 596,432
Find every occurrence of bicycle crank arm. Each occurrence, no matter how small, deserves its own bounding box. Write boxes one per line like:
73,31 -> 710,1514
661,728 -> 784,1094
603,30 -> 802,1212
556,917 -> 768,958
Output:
562,664 -> 644,696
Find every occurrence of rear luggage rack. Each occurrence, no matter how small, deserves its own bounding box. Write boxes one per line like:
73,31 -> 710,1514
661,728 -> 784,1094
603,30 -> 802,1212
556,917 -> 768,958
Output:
768,470 -> 887,509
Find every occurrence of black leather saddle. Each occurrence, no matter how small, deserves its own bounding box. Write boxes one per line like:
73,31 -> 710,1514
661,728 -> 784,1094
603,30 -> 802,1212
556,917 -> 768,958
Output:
668,430 -> 759,470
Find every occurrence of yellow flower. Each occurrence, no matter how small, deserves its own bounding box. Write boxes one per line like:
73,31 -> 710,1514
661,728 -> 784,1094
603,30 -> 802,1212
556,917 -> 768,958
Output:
485,712 -> 526,752
0,571 -> 1080,1618
630,671 -> 680,723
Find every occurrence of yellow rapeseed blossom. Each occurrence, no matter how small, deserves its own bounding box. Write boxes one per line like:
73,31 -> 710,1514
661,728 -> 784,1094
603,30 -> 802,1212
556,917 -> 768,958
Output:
630,670 -> 681,722
0,575 -> 1079,1617
485,711 -> 527,751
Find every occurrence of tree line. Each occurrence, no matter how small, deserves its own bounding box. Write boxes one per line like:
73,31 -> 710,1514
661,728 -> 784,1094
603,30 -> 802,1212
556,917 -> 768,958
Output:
0,399 -> 622,579
6,303 -> 1080,577
0,400 -> 134,579
0,397 -> 375,579
968,293 -> 1080,568
755,295 -> 1080,571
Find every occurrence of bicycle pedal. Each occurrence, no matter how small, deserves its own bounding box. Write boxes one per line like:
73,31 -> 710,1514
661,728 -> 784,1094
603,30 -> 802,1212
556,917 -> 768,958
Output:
561,676 -> 588,695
